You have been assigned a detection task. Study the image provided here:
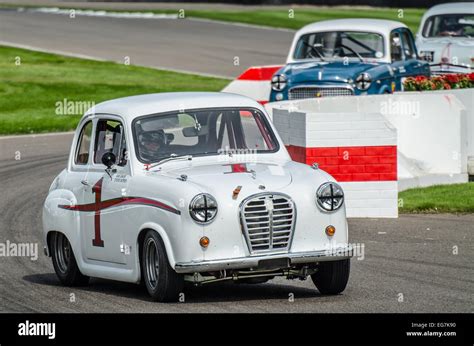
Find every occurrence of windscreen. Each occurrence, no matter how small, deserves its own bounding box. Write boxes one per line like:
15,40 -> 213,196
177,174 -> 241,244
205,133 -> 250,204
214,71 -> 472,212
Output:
293,31 -> 385,60
133,108 -> 278,163
422,14 -> 474,38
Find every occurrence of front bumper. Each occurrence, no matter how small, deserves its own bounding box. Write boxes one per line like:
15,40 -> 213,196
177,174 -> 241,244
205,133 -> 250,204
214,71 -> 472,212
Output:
174,245 -> 353,273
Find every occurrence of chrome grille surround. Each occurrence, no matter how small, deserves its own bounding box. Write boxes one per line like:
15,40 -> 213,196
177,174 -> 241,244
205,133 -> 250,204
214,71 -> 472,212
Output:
239,193 -> 296,254
289,85 -> 354,100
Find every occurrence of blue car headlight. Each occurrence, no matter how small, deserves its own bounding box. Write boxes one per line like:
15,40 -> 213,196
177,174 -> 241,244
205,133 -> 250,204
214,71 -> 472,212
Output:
356,73 -> 371,90
271,74 -> 287,91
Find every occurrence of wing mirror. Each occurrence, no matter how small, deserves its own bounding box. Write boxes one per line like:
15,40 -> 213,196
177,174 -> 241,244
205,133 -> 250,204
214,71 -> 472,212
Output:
101,152 -> 116,169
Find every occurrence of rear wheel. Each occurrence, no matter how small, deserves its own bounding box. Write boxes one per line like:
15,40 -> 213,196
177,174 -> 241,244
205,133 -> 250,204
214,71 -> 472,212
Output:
311,259 -> 350,295
141,230 -> 184,302
51,232 -> 89,286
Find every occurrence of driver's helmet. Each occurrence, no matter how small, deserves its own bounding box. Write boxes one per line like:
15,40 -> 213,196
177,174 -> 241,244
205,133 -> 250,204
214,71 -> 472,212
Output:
139,130 -> 166,161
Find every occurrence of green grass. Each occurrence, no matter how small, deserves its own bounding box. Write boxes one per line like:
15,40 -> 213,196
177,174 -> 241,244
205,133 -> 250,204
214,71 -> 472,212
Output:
0,46 -> 229,135
399,183 -> 474,214
0,4 -> 426,33
181,8 -> 425,33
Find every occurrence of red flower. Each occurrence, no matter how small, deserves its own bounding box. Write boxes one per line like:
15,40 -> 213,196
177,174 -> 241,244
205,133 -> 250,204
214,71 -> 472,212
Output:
467,73 -> 474,82
415,76 -> 427,82
444,83 -> 451,89
444,74 -> 460,83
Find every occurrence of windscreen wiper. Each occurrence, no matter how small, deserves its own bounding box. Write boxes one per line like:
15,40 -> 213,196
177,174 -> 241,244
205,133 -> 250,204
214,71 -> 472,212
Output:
340,44 -> 364,62
148,154 -> 193,170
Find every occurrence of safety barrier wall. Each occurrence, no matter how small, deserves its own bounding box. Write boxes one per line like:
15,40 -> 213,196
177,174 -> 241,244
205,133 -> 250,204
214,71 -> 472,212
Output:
430,89 -> 474,176
222,65 -> 282,104
268,91 -> 471,193
273,108 -> 398,218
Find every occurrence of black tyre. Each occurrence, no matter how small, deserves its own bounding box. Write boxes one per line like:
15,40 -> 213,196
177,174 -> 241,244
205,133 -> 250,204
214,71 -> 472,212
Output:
141,230 -> 184,302
311,259 -> 350,295
51,232 -> 89,286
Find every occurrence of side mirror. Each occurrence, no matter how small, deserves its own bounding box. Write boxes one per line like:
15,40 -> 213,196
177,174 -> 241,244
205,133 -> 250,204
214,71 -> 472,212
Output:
101,152 -> 116,169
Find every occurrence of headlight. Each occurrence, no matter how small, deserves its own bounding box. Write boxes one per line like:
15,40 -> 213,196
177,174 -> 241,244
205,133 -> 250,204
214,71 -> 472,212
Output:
316,182 -> 344,212
271,74 -> 287,91
189,193 -> 218,224
420,51 -> 434,62
355,72 -> 371,90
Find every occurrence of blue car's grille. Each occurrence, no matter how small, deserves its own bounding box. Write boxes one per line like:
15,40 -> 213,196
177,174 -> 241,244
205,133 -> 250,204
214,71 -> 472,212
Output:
289,86 -> 354,100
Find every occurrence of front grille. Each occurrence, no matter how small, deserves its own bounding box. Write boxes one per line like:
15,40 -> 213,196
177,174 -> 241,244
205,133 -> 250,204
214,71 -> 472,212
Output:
289,86 -> 354,100
240,193 -> 296,254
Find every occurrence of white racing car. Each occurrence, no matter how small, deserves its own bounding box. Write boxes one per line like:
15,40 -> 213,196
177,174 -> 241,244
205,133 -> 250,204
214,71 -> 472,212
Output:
42,92 -> 353,302
416,2 -> 474,74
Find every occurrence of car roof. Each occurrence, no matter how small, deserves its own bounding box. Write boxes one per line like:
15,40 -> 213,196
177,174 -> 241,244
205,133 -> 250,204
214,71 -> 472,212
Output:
83,92 -> 263,120
424,2 -> 474,16
295,19 -> 407,36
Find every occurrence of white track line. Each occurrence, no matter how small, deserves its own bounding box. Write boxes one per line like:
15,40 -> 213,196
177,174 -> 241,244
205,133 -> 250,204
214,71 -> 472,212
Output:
31,7 -> 178,19
23,6 -> 295,32
0,131 -> 74,139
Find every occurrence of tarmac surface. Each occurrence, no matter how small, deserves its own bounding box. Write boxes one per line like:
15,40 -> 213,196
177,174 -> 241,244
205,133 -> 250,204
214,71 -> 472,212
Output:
0,133 -> 472,312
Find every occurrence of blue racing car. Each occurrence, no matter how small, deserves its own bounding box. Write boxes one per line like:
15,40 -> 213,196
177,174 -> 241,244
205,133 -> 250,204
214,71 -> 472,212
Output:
269,19 -> 431,101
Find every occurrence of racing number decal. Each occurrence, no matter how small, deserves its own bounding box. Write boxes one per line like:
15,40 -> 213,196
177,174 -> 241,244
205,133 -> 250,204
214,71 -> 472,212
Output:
58,179 -> 181,247
92,178 -> 105,247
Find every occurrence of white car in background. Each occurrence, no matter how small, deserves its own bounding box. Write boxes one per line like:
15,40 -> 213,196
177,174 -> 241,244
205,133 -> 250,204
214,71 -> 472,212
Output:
42,92 -> 353,302
416,2 -> 474,74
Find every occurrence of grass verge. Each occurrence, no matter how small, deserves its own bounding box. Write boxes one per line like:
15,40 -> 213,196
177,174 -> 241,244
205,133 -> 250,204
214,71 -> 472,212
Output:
0,46 -> 229,135
399,183 -> 474,214
181,8 -> 424,33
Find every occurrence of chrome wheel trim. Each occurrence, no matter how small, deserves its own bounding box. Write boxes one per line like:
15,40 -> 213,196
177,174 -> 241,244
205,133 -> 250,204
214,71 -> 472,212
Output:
55,233 -> 71,274
145,237 -> 160,290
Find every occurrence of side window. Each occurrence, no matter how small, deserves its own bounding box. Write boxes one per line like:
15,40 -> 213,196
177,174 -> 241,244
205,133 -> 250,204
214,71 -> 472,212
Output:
75,121 -> 93,165
94,119 -> 127,166
401,30 -> 416,59
390,31 -> 402,62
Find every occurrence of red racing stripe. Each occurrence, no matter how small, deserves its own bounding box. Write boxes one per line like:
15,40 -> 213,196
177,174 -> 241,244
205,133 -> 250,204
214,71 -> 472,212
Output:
59,197 -> 181,215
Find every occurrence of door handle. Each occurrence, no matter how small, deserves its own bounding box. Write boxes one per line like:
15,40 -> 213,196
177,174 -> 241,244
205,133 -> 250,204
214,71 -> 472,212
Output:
81,180 -> 91,187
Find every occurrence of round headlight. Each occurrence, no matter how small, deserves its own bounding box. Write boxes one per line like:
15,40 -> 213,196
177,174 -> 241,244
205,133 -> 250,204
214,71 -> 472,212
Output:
189,193 -> 218,224
316,182 -> 344,212
356,72 -> 371,90
271,74 -> 287,91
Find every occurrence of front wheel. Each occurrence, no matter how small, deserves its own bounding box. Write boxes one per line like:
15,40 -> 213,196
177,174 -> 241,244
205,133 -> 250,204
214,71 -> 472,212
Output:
51,232 -> 89,286
141,231 -> 184,302
311,259 -> 350,295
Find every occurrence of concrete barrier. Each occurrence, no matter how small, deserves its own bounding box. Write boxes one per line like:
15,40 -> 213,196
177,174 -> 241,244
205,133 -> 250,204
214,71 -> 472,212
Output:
268,90 -> 472,193
273,107 -> 398,218
430,89 -> 474,176
222,65 -> 282,104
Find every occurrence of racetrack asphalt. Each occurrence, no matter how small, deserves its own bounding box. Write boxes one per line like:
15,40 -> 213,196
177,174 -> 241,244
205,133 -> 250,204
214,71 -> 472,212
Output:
0,134 -> 472,313
0,8 -> 292,78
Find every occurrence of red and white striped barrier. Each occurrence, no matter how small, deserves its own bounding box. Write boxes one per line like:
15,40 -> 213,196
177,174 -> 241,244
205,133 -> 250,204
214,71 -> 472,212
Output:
222,65 -> 282,105
273,108 -> 398,218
